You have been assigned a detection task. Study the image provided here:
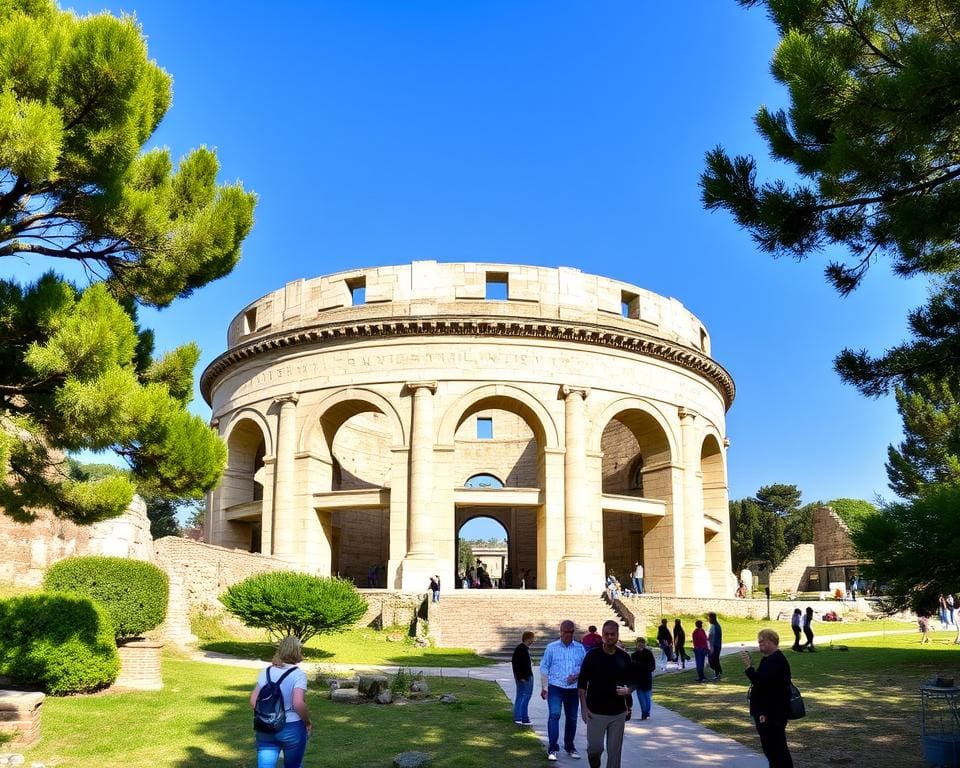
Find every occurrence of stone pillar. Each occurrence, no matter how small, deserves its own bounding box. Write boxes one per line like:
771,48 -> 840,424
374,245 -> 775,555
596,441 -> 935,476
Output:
271,393 -> 299,561
0,690 -> 44,747
679,407 -> 710,593
557,385 -> 602,592
401,381 -> 437,590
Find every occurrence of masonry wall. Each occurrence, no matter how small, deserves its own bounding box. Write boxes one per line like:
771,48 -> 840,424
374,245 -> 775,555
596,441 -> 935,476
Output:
814,506 -> 856,566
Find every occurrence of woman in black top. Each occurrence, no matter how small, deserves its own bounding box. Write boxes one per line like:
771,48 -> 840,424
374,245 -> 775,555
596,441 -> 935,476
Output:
511,630 -> 535,725
740,629 -> 793,768
673,618 -> 689,669
801,607 -> 815,652
656,618 -> 674,668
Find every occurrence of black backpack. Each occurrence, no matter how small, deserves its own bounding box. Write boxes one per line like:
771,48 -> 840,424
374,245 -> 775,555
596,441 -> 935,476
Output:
253,666 -> 297,733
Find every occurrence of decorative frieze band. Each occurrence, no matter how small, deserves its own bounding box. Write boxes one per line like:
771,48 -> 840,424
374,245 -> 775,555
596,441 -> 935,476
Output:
202,316 -> 735,407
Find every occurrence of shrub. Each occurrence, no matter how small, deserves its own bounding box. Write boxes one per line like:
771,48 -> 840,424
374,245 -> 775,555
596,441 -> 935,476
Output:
220,572 -> 368,644
0,593 -> 120,695
44,556 -> 169,641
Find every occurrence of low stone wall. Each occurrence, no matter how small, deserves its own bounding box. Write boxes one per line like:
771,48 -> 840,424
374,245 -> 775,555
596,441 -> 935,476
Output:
622,594 -> 857,622
0,497 -> 154,587
357,590 -> 424,629
0,690 -> 44,747
153,537 -> 296,645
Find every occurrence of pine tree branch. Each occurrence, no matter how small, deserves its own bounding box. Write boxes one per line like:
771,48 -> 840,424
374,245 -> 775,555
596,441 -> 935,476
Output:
0,177 -> 30,222
814,165 -> 960,211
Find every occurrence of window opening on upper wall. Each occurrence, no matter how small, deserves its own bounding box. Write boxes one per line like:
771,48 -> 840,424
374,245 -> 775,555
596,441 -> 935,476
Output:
464,473 -> 504,488
347,277 -> 366,305
621,291 -> 639,319
485,272 -> 508,300
243,307 -> 257,334
476,416 -> 493,439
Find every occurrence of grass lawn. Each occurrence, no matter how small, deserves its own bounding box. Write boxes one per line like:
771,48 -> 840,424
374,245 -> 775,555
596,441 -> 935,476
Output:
196,624 -> 495,668
23,652 -> 540,768
654,627 -> 959,768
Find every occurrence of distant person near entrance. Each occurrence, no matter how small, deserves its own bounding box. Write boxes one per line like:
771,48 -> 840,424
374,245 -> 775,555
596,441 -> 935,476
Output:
632,562 -> 644,594
429,575 -> 440,602
578,620 -> 635,768
541,619 -> 586,761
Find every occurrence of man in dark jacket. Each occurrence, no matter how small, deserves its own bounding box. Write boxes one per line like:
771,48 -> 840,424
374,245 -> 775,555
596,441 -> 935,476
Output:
511,631 -> 535,725
740,628 -> 794,768
578,620 -> 636,768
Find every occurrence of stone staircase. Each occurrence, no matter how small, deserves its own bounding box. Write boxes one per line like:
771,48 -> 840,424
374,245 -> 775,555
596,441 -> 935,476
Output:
427,591 -> 645,660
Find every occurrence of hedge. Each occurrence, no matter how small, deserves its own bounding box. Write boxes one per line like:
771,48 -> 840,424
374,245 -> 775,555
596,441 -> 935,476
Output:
0,593 -> 120,695
44,556 -> 169,641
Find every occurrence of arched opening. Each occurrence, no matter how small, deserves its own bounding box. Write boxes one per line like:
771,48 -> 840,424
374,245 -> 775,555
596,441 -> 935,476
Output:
223,418 -> 268,553
451,395 -> 544,589
456,516 -> 510,588
599,409 -> 673,591
310,402 -> 394,585
701,434 -> 730,591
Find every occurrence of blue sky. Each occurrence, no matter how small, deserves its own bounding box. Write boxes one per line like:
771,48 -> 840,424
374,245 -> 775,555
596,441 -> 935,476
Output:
29,2 -> 930,518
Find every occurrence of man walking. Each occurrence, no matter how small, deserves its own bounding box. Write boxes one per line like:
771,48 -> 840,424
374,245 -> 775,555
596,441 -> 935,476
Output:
632,562 -> 644,594
578,620 -> 635,768
541,619 -> 586,761
707,612 -> 723,681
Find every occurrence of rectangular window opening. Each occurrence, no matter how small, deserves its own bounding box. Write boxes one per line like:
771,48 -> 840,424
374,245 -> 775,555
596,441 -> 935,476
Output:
621,291 -> 639,319
347,277 -> 366,306
485,272 -> 509,301
243,307 -> 257,334
476,417 -> 493,439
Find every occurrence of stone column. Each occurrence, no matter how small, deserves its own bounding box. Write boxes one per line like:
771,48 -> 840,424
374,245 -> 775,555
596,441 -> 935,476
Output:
557,385 -> 602,592
271,393 -> 299,560
401,381 -> 437,590
679,407 -> 709,593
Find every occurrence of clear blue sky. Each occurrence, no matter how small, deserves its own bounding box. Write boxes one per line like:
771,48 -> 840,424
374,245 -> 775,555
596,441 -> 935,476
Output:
37,2 -> 929,517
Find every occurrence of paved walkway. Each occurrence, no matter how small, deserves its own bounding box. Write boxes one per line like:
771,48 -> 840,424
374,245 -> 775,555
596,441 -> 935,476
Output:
194,629 -> 911,768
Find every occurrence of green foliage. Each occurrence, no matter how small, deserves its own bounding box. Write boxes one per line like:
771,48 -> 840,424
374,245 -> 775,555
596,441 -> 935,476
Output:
702,1 -> 960,393
754,483 -> 801,517
729,497 -> 787,572
0,592 -> 119,695
853,484 -> 960,611
885,374 -> 960,497
0,0 -> 254,524
827,497 -> 879,535
784,501 -> 818,550
141,493 -> 181,538
44,555 -> 168,640
220,572 -> 368,645
457,538 -> 475,575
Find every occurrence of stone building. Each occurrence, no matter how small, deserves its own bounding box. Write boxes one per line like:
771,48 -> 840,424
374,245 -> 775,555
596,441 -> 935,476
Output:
201,262 -> 736,595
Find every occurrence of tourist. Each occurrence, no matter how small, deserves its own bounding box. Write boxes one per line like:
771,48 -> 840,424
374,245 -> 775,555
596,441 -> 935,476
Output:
740,629 -> 794,768
512,630 -> 536,725
939,593 -> 948,628
250,635 -> 311,768
630,636 -> 656,719
540,619 -> 586,761
673,618 -> 689,669
692,619 -> 709,682
707,612 -> 723,680
800,607 -> 815,652
632,562 -> 644,594
948,594 -> 956,627
582,625 -> 603,651
790,609 -> 802,652
919,611 -> 932,643
606,570 -> 620,601
656,618 -> 674,670
578,620 -> 635,768
429,574 -> 440,603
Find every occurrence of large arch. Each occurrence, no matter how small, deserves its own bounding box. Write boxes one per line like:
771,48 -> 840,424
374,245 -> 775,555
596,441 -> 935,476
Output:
701,431 -> 731,593
297,387 -> 405,458
219,412 -> 271,552
437,384 -> 559,449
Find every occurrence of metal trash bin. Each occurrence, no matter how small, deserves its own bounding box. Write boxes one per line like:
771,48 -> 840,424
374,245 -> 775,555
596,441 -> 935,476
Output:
921,681 -> 960,767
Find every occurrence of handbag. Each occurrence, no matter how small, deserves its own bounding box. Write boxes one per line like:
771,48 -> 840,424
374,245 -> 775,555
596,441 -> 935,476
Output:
746,682 -> 806,720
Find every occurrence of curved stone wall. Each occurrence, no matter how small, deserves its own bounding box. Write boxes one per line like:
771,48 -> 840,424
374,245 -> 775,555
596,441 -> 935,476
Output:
202,261 -> 735,596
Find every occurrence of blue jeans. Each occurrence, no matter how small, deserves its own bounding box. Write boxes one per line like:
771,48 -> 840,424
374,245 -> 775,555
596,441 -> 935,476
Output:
547,685 -> 579,753
694,648 -> 708,680
635,688 -> 652,717
513,678 -> 533,723
256,720 -> 307,768
632,577 -> 644,594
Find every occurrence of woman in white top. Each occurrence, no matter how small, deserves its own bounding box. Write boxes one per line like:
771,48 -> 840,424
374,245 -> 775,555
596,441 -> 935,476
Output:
250,635 -> 312,768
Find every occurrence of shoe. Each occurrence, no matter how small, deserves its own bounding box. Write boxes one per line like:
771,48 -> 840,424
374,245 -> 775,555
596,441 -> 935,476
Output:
712,675 -> 721,681
696,678 -> 706,683
641,713 -> 650,720
515,720 -> 523,724
548,752 -> 558,762
566,749 -> 581,760
521,721 -> 532,726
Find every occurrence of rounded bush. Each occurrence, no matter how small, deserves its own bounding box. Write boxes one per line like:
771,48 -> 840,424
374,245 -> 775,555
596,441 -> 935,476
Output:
220,571 -> 368,644
44,556 -> 169,641
0,593 -> 120,695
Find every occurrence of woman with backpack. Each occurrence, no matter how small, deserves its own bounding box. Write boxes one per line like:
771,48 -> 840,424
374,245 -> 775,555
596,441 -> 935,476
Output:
250,635 -> 312,768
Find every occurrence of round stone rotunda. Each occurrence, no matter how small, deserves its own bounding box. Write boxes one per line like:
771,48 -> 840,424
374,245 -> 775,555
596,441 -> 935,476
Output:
201,261 -> 736,596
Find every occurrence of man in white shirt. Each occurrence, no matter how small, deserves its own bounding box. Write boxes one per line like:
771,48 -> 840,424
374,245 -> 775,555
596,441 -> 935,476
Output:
540,619 -> 586,761
632,562 -> 644,595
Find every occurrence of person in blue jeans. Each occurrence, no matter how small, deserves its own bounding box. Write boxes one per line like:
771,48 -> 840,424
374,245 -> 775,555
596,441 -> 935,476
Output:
512,630 -> 536,724
540,619 -> 586,761
250,636 -> 311,768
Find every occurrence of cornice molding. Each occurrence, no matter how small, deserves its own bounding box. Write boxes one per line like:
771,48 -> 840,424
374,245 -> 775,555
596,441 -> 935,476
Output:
201,315 -> 736,409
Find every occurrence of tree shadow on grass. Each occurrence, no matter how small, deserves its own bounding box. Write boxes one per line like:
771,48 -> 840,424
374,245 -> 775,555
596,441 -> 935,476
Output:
199,640 -> 334,661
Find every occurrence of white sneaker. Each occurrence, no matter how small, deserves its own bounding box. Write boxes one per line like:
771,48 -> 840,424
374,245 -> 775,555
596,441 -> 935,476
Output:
548,751 -> 558,762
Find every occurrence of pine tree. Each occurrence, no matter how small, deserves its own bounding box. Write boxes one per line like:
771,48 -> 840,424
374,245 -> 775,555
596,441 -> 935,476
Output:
702,0 -> 960,392
0,1 -> 255,523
